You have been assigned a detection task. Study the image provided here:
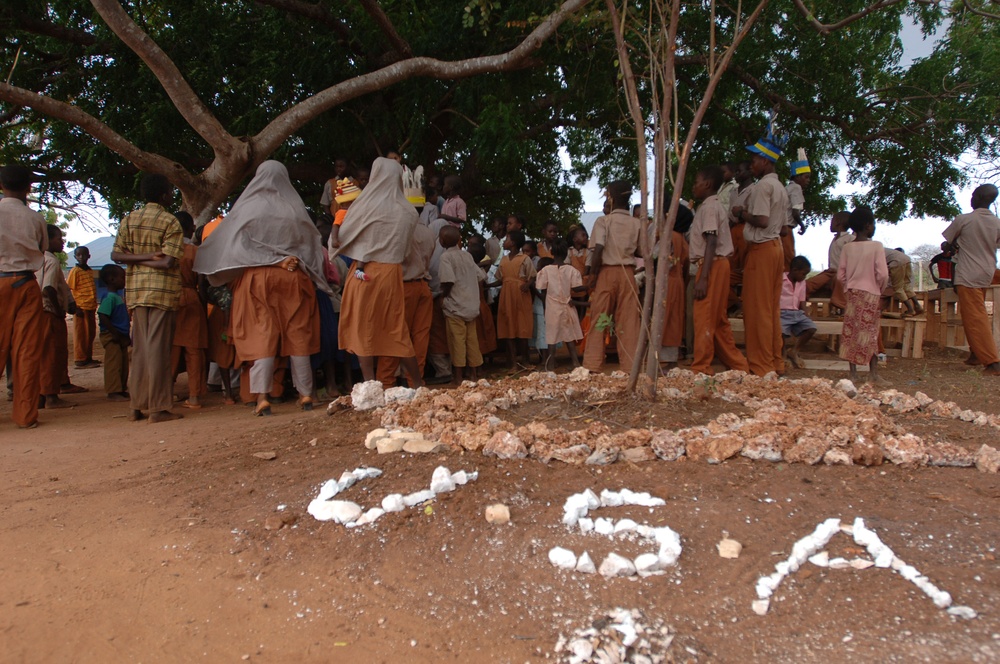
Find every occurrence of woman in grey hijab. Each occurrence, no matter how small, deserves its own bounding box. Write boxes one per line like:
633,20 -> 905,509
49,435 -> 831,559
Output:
334,157 -> 424,387
195,160 -> 329,415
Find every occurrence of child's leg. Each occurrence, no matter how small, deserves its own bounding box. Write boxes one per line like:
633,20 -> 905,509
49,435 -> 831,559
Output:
545,344 -> 557,371
220,363 -> 236,403
868,354 -> 888,384
452,364 -> 464,384
505,339 -> 516,369
358,356 -> 376,382
567,341 -> 580,368
399,356 -> 424,388
465,320 -> 482,382
849,362 -> 859,383
909,296 -> 924,315
322,359 -> 339,397
249,357 -> 275,415
517,339 -> 532,367
796,327 -> 815,352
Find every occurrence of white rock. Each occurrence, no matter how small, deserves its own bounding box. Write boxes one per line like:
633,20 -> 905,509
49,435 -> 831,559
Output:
594,518 -> 615,536
654,527 -> 682,566
850,558 -> 875,570
451,470 -> 469,485
914,391 -> 934,408
429,466 -> 456,494
484,504 -> 510,524
365,428 -> 389,449
599,489 -> 624,507
598,553 -> 637,578
582,488 -> 601,510
351,380 -> 385,410
568,638 -> 594,660
310,500 -> 362,524
568,366 -> 591,382
383,386 -> 416,404
577,518 -> 594,534
828,557 -> 851,570
836,379 -> 858,397
808,551 -> 830,567
613,518 -> 638,534
403,490 -> 435,507
575,551 -> 597,574
562,493 -> 591,527
634,553 -> 665,576
751,599 -> 770,615
353,467 -> 382,481
337,471 -> 357,491
549,547 -> 578,570
314,479 -> 339,502
947,605 -> 977,620
353,507 -> 385,526
381,494 -> 405,512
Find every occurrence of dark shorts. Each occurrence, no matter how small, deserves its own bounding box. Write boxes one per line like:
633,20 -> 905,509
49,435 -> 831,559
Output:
781,309 -> 817,337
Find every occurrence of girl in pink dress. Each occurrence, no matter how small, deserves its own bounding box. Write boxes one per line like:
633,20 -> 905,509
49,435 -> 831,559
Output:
837,206 -> 889,384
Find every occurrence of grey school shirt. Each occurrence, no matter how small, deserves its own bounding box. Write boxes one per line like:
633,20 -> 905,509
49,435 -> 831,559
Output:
943,208 -> 1000,288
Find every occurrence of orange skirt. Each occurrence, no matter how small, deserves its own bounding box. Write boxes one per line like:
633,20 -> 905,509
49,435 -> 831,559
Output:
497,280 -> 533,339
476,291 -> 498,354
339,262 -> 414,357
231,265 -> 319,360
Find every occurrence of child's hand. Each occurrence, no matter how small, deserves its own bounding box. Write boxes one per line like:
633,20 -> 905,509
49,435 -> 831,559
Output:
280,256 -> 299,272
354,269 -> 370,282
520,283 -> 530,293
693,279 -> 709,300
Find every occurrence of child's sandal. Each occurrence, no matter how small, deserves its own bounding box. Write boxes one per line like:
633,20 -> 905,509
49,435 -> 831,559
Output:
297,396 -> 314,412
253,401 -> 272,417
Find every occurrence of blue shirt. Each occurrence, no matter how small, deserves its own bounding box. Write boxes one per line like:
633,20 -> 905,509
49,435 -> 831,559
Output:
97,291 -> 130,336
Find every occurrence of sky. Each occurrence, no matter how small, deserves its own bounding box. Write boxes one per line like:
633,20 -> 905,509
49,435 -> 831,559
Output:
61,14 -> 986,268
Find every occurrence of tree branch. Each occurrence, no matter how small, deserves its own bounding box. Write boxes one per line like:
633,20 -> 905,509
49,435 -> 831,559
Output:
0,82 -> 195,187
790,0 -> 910,34
253,0 -> 357,47
0,9 -> 101,47
357,0 -> 413,59
963,0 -> 1000,20
253,0 -> 590,157
88,0 -> 242,159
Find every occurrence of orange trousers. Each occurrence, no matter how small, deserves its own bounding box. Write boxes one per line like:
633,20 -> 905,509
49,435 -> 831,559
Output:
729,223 -> 747,308
171,346 -> 206,398
805,270 -> 847,309
743,240 -> 784,376
691,258 -> 748,375
429,296 -> 449,355
0,276 -> 44,427
583,266 -> 641,372
957,286 -> 1000,366
73,309 -> 97,362
40,311 -> 69,396
377,280 -> 433,387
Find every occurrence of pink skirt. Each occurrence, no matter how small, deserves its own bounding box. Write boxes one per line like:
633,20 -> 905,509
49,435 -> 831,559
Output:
839,289 -> 881,365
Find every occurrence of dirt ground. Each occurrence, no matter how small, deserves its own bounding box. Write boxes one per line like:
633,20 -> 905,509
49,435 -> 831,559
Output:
1,341 -> 999,663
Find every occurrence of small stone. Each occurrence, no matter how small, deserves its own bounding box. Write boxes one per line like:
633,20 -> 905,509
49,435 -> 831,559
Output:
975,444 -> 1000,474
634,553 -> 665,576
850,558 -> 875,570
585,447 -> 619,465
389,430 -> 424,441
403,439 -> 447,454
482,431 -> 527,459
568,638 -> 594,660
402,490 -> 435,507
828,557 -> 851,569
621,446 -> 656,463
575,551 -> 596,574
264,515 -> 284,531
751,599 -> 770,616
836,379 -> 858,397
598,552 -> 637,578
947,606 -> 977,620
914,391 -> 934,408
717,538 -> 742,559
687,434 -> 742,464
351,380 -> 385,410
851,439 -> 884,466
310,500 -> 363,524
364,428 -> 389,449
823,448 -> 853,466
307,437 -> 318,447
568,366 -> 591,382
549,444 -> 592,464
809,551 -> 829,567
882,434 -> 929,468
376,438 -> 405,454
650,430 -> 686,461
784,436 -> 829,465
381,494 -> 405,512
451,470 -> 470,485
485,504 -> 510,524
429,466 -> 456,494
383,386 -> 416,404
353,507 -> 385,526
548,547 -> 577,570
252,451 -> 277,460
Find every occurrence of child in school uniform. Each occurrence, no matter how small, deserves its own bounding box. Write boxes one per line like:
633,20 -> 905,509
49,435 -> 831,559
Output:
437,226 -> 484,383
170,212 -> 208,409
37,225 -> 75,409
531,257 -> 552,365
67,246 -> 100,368
439,175 -> 467,229
466,235 -> 498,359
837,206 -> 889,384
536,240 -> 587,370
97,264 -> 130,401
689,165 -> 749,375
884,247 -> 924,315
780,255 -> 817,369
492,230 -> 536,370
537,222 -> 559,260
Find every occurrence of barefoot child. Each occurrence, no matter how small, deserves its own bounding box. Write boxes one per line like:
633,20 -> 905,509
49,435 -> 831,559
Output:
837,206 -> 889,384
491,230 -> 536,370
884,247 -> 924,316
98,265 -> 130,401
781,255 -> 817,369
67,246 -> 100,368
37,225 -> 75,409
437,226 -> 484,383
536,240 -> 587,370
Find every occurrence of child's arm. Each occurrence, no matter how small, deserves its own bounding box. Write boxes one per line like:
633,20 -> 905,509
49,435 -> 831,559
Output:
521,276 -> 535,293
43,286 -> 63,316
99,312 -> 130,345
440,282 -> 454,298
693,234 -> 717,301
329,224 -> 341,249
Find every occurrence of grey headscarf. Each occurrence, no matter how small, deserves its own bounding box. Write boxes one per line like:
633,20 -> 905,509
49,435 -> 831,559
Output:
333,157 -> 418,265
194,160 -> 330,294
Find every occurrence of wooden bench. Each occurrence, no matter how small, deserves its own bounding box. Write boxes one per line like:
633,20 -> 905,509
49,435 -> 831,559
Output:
728,316 -> 926,359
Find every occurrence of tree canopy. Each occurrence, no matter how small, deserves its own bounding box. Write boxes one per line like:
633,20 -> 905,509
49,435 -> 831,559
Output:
1,1 -> 998,232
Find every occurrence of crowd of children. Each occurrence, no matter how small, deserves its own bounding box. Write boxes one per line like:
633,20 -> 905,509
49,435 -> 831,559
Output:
3,131 -> 1000,429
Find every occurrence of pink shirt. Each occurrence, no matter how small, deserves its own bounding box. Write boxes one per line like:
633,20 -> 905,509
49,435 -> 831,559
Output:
780,274 -> 806,311
441,195 -> 467,227
837,240 -> 889,296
